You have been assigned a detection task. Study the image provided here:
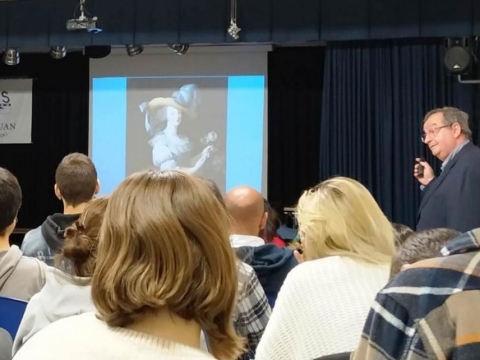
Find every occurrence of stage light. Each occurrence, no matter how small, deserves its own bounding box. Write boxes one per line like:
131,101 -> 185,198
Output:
126,45 -> 144,57
50,46 -> 67,59
3,49 -> 19,66
168,44 -> 189,55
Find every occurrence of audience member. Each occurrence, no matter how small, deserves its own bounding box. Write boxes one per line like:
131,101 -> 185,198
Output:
390,228 -> 460,278
352,228 -> 480,359
260,199 -> 286,247
225,186 -> 297,308
13,196 -> 108,355
14,170 -> 244,360
0,167 -> 46,301
392,223 -> 414,248
202,179 -> 271,360
0,328 -> 12,360
256,177 -> 395,360
21,153 -> 99,269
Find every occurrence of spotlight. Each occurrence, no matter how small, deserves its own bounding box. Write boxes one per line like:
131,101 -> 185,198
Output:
50,46 -> 67,59
126,45 -> 144,57
168,44 -> 189,55
3,49 -> 19,66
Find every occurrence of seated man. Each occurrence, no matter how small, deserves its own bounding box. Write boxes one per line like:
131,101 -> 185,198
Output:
225,186 -> 297,308
202,179 -> 271,359
235,261 -> 271,360
21,153 -> 99,269
0,167 -> 46,301
352,228 -> 480,360
390,228 -> 460,278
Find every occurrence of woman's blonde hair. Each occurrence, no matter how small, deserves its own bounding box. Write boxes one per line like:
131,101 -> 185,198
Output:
91,170 -> 244,360
296,177 -> 394,264
59,196 -> 109,277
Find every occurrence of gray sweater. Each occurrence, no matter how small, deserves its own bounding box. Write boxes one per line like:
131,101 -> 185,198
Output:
12,267 -> 95,356
0,246 -> 46,301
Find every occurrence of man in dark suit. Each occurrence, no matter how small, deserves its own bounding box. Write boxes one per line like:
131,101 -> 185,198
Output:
414,107 -> 480,232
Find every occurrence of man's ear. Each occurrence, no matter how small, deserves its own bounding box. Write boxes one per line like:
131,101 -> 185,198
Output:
401,263 -> 413,272
54,184 -> 62,200
94,179 -> 100,196
260,211 -> 268,231
453,122 -> 463,138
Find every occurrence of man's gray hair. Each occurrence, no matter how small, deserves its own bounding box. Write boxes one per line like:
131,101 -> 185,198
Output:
423,107 -> 472,138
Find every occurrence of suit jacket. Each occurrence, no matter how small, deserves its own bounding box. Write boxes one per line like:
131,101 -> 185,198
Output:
417,142 -> 480,232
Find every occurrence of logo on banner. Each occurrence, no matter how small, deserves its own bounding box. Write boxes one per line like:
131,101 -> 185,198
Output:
0,91 -> 18,138
0,79 -> 33,144
0,91 -> 12,114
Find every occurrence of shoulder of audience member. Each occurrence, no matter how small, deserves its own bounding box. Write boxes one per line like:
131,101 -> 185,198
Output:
14,254 -> 48,295
21,227 -> 43,250
20,255 -> 48,276
413,250 -> 480,275
388,252 -> 480,292
236,262 -> 254,293
282,257 -> 325,282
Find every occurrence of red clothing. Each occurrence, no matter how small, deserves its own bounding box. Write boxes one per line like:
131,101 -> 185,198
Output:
272,236 -> 286,247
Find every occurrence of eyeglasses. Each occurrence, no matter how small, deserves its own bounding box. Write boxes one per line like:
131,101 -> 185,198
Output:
421,124 -> 452,143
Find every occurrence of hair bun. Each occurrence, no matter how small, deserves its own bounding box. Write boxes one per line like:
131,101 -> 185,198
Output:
62,228 -> 93,267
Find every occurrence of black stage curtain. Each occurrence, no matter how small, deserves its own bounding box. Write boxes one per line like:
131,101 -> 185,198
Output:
320,38 -> 476,228
0,52 -> 89,240
268,46 -> 325,210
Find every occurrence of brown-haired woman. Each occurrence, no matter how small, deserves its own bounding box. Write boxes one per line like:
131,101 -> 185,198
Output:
13,196 -> 108,356
14,170 -> 245,360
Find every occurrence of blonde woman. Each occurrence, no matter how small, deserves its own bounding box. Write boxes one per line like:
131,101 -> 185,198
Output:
14,171 -> 244,360
255,177 -> 395,360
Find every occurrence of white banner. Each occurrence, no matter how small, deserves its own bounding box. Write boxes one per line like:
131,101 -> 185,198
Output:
0,79 -> 33,144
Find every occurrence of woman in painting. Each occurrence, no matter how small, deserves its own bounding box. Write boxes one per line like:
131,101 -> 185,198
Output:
139,84 -> 215,173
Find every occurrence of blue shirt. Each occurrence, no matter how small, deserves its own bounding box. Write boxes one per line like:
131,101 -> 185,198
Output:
441,139 -> 470,171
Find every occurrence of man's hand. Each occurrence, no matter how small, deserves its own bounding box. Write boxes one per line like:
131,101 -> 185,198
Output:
414,158 -> 435,186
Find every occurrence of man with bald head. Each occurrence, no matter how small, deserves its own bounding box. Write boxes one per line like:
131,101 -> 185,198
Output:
225,186 -> 297,308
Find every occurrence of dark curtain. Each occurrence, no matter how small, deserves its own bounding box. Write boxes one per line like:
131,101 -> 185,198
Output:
320,38 -> 475,228
0,53 -> 89,240
268,46 -> 325,210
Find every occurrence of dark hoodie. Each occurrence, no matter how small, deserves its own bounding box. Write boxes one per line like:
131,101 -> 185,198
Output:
235,243 -> 298,308
21,214 -> 79,269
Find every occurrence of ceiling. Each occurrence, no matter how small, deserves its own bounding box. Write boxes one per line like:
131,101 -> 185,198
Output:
0,0 -> 479,50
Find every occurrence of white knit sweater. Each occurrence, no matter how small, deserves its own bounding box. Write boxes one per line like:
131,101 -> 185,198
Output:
13,312 -> 216,360
255,256 -> 390,360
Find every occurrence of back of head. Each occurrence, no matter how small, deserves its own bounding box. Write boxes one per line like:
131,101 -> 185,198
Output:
296,177 -> 395,264
392,223 -> 414,249
61,196 -> 109,277
261,199 -> 281,243
202,178 -> 225,208
92,170 -> 243,360
55,153 -> 97,206
390,228 -> 461,278
224,186 -> 266,236
0,168 -> 21,236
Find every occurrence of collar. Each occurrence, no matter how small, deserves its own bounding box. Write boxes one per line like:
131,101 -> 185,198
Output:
230,234 -> 265,248
441,228 -> 480,256
441,140 -> 470,171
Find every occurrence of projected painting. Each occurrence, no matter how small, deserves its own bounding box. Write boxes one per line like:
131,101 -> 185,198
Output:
126,77 -> 227,190
91,75 -> 264,195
